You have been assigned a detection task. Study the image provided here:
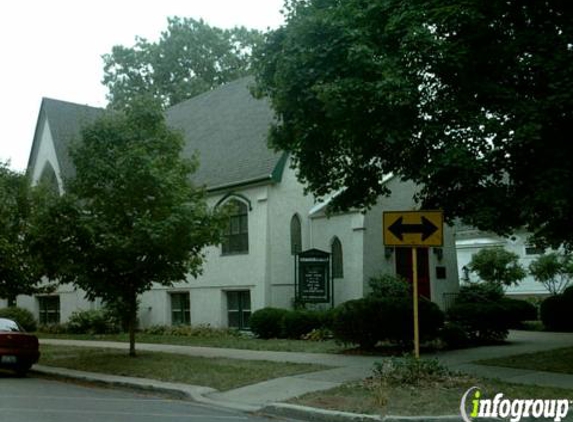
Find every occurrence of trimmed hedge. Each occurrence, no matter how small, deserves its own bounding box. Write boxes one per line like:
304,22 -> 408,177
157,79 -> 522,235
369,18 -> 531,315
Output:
540,294 -> 572,332
250,307 -> 332,339
447,301 -> 509,343
0,307 -> 37,332
439,322 -> 470,349
500,298 -> 538,328
446,284 -> 539,345
249,308 -> 289,339
331,297 -> 444,349
66,309 -> 120,334
282,310 -> 323,339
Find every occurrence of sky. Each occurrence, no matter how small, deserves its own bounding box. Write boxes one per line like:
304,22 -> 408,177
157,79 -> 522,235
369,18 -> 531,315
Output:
0,0 -> 285,171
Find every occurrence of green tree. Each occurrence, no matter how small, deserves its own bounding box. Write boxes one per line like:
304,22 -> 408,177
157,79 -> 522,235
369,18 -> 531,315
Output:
529,252 -> 573,296
31,97 -> 224,356
468,248 -> 526,287
0,163 -> 54,304
253,0 -> 573,247
103,17 -> 263,109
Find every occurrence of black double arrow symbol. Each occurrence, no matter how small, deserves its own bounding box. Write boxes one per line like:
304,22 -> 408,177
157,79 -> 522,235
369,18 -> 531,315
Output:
388,216 -> 439,241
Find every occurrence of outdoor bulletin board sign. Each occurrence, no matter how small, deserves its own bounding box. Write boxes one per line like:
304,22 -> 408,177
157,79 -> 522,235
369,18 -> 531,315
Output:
295,248 -> 331,304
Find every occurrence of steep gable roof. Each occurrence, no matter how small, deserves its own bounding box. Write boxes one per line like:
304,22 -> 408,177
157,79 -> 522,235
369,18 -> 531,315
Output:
166,77 -> 283,190
27,77 -> 285,191
27,98 -> 103,182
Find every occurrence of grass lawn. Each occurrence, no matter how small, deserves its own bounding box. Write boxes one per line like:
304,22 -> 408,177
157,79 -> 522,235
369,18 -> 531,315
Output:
37,333 -> 343,354
291,379 -> 573,416
39,345 -> 327,391
477,347 -> 573,374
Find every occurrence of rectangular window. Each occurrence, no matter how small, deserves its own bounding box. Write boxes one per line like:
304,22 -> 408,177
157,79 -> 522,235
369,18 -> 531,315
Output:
38,296 -> 60,325
171,292 -> 190,326
525,246 -> 544,256
227,290 -> 251,330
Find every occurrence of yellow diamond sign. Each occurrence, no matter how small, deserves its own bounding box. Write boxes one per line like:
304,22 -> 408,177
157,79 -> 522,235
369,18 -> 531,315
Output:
383,211 -> 443,247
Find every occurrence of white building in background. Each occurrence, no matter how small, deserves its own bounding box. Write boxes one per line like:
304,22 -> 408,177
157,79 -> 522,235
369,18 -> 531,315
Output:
455,225 -> 550,298
9,77 -> 460,329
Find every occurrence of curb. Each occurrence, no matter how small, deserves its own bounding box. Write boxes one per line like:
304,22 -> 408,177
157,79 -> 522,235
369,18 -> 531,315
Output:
32,365 -> 215,402
32,365 -> 495,422
261,403 -> 464,422
32,365 -> 260,413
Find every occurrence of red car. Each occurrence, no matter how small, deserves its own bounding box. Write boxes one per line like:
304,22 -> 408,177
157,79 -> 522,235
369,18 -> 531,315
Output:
0,318 -> 40,376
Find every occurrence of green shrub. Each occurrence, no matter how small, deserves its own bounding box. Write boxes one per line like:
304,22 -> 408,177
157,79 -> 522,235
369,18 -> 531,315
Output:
281,310 -> 323,339
249,307 -> 289,339
67,309 -> 120,334
331,299 -> 381,348
455,282 -> 504,303
38,323 -> 69,334
367,273 -> 410,299
331,297 -> 444,349
0,307 -> 37,332
467,248 -> 526,286
500,297 -> 538,328
563,285 -> 573,301
540,295 -> 572,331
439,322 -> 469,349
142,324 -> 240,337
446,283 -> 536,343
318,308 -> 336,330
447,301 -> 509,343
372,356 -> 455,387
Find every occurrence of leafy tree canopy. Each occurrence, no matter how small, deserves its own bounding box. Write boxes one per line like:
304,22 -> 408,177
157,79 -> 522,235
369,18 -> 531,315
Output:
468,248 -> 526,287
529,252 -> 573,295
103,17 -> 263,108
31,97 -> 224,355
253,0 -> 573,248
0,163 -> 55,302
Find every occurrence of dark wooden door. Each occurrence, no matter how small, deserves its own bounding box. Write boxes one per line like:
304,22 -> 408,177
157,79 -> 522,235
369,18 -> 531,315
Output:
395,247 -> 431,299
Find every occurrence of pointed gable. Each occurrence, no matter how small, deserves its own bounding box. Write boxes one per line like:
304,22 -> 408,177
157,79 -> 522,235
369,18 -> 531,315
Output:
27,77 -> 285,191
27,98 -> 103,184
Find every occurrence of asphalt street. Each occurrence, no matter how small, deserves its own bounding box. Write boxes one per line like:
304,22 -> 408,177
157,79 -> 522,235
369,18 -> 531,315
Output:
0,372 -> 290,422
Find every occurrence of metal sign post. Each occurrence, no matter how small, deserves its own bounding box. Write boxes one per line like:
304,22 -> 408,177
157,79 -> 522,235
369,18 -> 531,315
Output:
412,247 -> 420,358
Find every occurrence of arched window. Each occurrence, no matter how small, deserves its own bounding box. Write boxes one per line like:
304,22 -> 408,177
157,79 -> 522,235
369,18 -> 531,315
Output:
39,162 -> 60,195
290,214 -> 302,255
331,237 -> 343,278
222,199 -> 249,254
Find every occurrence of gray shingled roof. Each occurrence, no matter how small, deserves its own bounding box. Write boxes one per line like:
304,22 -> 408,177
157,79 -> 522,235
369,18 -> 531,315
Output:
28,98 -> 103,182
166,77 -> 281,189
28,77 -> 283,190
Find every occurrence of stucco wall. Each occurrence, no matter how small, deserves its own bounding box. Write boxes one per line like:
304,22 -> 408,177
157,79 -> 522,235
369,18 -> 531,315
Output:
139,183 -> 271,327
266,157 -> 320,309
309,212 -> 365,305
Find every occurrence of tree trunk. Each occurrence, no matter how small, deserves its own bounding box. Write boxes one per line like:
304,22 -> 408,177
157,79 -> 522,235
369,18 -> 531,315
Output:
128,292 -> 137,357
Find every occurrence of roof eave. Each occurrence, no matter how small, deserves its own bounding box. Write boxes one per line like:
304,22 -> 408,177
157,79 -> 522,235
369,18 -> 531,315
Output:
206,175 -> 275,193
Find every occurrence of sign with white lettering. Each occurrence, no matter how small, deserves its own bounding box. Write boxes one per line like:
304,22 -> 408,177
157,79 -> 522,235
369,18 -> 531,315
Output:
297,249 -> 330,303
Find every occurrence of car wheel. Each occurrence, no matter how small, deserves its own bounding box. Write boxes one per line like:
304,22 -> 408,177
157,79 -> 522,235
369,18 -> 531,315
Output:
14,364 -> 32,377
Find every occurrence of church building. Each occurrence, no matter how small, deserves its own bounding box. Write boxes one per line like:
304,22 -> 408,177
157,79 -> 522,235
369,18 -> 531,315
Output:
12,77 -> 460,329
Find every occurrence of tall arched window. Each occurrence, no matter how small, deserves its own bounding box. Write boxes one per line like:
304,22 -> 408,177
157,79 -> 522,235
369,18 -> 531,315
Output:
222,199 -> 249,254
290,214 -> 302,255
331,237 -> 343,278
39,162 -> 60,195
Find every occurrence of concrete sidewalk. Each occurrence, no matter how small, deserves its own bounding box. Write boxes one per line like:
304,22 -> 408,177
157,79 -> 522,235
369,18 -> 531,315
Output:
36,330 -> 573,420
